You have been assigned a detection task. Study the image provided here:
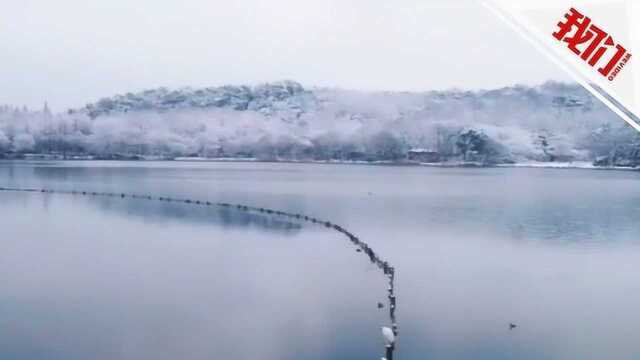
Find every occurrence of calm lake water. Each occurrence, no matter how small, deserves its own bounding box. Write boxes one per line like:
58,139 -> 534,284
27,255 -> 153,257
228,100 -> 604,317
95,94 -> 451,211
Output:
1,161 -> 640,360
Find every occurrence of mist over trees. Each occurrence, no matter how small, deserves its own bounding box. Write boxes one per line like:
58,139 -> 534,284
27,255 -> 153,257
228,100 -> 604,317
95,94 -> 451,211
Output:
0,80 -> 638,166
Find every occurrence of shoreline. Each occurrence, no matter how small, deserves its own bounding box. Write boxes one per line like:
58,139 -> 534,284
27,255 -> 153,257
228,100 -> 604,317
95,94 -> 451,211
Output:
1,155 -> 638,171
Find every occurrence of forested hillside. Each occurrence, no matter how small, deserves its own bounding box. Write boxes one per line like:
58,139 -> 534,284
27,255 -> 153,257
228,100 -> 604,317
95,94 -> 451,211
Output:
1,81 -> 638,167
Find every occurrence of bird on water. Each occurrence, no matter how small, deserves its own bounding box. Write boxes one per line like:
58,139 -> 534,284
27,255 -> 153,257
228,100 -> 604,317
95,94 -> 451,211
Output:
382,326 -> 395,345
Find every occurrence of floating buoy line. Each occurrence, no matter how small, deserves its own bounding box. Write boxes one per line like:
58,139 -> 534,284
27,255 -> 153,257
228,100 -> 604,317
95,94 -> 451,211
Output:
0,186 -> 398,359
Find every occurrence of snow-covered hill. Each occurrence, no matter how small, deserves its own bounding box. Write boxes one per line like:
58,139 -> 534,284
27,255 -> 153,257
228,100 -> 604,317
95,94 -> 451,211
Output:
0,81 -> 638,167
83,80 -> 318,118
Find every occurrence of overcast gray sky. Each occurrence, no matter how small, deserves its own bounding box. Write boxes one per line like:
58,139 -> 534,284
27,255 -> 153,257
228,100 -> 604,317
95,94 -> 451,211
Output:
0,0 -> 571,110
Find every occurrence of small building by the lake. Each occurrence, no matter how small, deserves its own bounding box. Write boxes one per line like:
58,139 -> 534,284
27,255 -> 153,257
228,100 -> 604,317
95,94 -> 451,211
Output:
407,148 -> 441,163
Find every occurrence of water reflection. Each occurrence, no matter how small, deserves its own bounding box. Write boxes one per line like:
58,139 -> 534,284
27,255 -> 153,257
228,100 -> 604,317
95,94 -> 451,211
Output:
3,161 -> 640,360
1,190 -> 303,234
0,190 -> 388,360
1,184 -> 399,359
